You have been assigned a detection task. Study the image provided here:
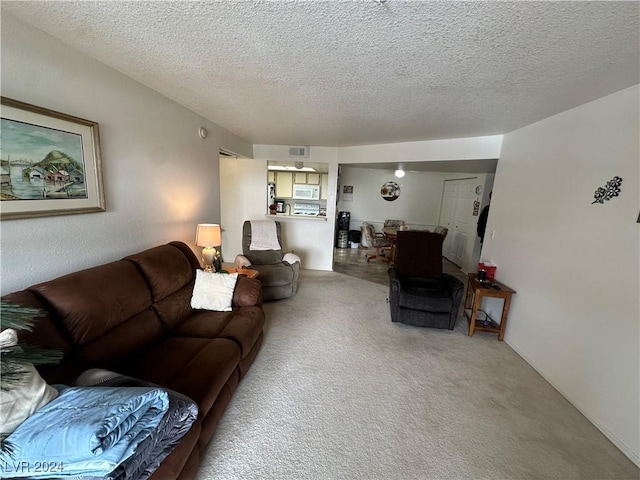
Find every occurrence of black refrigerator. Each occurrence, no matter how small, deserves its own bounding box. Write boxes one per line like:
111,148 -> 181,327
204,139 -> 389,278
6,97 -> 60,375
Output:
336,211 -> 350,248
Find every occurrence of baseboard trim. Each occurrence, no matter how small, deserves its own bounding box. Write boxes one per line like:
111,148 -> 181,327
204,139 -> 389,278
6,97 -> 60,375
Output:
506,338 -> 640,468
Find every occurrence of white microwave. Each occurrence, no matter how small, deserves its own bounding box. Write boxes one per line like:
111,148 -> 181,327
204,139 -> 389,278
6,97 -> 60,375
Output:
293,184 -> 320,200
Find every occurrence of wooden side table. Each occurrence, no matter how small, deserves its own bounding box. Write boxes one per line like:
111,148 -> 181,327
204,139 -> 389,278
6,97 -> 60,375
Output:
464,273 -> 516,341
220,267 -> 259,279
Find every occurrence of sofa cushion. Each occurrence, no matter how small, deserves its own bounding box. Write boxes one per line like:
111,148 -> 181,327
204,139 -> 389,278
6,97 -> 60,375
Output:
3,291 -> 81,384
3,290 -> 74,358
245,250 -> 284,265
150,274 -> 262,332
29,261 -> 154,346
171,311 -> 228,339
125,337 -> 241,419
125,244 -> 194,303
398,278 -> 454,312
171,306 -> 265,358
251,263 -> 294,287
153,283 -> 194,331
78,308 -> 163,369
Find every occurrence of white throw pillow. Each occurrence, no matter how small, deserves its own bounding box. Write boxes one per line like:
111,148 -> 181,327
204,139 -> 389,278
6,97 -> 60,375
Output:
0,329 -> 59,437
190,271 -> 239,312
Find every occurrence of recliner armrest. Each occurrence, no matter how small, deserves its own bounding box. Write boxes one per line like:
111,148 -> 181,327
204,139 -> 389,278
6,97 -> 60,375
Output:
442,274 -> 464,294
388,268 -> 401,289
234,255 -> 251,268
233,276 -> 262,306
283,253 -> 300,265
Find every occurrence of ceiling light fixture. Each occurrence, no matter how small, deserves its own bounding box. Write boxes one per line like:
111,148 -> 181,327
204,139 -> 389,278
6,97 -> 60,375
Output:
395,169 -> 405,178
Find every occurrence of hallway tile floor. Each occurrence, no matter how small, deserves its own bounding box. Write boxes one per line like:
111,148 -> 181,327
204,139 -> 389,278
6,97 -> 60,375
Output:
332,247 -> 467,286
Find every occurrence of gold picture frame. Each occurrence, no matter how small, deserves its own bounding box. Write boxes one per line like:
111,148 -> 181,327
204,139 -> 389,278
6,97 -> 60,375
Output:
0,97 -> 105,220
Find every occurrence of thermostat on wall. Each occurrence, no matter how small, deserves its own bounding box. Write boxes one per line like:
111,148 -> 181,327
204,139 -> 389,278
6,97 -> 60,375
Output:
475,185 -> 483,195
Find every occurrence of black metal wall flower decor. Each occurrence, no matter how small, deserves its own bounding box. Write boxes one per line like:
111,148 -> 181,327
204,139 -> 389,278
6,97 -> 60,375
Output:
592,176 -> 622,204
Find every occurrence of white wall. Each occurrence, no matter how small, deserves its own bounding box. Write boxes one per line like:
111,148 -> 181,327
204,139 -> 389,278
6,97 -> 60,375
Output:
337,167 -> 447,232
219,156 -> 269,263
0,14 -> 252,295
337,168 -> 494,272
483,85 -> 640,465
336,134 -> 502,270
220,145 -> 339,271
220,139 -> 503,272
338,135 -> 503,163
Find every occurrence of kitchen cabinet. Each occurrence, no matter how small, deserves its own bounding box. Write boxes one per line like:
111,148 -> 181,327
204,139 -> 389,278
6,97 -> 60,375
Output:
320,174 -> 329,200
294,172 -> 307,184
275,171 -> 293,198
306,173 -> 320,185
268,171 -> 275,183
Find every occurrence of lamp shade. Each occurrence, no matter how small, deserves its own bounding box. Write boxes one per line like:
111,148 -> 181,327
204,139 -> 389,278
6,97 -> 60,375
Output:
196,223 -> 221,247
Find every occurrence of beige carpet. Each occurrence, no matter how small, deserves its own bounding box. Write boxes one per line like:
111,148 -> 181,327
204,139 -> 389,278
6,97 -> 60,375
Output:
196,270 -> 638,479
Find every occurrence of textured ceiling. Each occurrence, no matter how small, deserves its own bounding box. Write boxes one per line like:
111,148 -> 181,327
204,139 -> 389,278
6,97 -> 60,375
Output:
3,1 -> 639,147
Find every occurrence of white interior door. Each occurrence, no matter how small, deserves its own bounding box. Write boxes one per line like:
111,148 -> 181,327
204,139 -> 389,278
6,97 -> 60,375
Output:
439,177 -> 478,266
440,181 -> 457,258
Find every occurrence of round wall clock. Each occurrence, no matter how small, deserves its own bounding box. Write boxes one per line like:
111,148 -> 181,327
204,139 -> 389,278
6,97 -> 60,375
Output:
381,181 -> 400,201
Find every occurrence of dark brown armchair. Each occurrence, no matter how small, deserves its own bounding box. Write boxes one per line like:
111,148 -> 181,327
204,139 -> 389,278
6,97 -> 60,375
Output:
388,231 -> 464,329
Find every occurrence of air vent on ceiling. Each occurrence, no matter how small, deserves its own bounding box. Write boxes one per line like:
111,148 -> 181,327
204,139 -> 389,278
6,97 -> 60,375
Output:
288,146 -> 309,158
219,150 -> 235,157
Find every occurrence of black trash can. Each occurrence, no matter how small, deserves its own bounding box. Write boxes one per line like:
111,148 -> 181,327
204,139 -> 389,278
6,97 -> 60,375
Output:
348,230 -> 361,249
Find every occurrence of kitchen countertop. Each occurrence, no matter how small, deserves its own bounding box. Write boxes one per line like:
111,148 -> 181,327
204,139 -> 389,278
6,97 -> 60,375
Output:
266,213 -> 327,221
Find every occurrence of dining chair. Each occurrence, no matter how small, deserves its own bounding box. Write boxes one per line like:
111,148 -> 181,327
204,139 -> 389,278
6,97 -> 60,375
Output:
383,219 -> 405,228
361,222 -> 391,262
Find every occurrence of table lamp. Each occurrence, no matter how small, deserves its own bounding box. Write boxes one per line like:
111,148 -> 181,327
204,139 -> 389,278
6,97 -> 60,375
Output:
196,223 -> 221,272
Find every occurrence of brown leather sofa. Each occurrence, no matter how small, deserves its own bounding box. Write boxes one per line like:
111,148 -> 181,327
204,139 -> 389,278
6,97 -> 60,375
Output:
1,241 -> 265,480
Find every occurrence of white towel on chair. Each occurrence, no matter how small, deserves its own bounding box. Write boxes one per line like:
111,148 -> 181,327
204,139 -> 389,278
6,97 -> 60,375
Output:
250,220 -> 281,250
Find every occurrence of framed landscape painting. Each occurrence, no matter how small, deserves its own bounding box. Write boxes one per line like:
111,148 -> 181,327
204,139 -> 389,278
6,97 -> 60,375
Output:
0,97 -> 105,220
